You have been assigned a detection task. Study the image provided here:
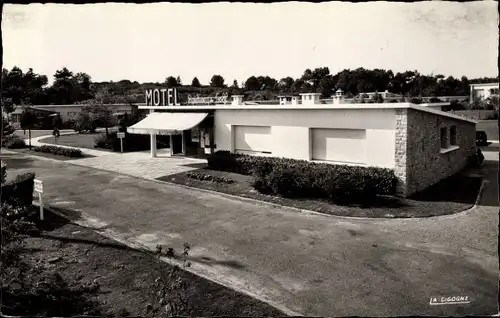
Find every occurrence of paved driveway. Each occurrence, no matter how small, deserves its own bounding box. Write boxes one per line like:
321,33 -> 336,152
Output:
2,149 -> 498,317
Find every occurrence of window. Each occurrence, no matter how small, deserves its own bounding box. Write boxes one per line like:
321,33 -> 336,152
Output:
440,127 -> 448,149
450,126 -> 457,146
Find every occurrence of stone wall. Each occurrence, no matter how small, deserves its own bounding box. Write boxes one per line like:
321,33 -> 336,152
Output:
394,108 -> 476,197
394,109 -> 409,196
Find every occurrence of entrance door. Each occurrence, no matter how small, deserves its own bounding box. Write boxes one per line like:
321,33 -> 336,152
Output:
172,134 -> 183,154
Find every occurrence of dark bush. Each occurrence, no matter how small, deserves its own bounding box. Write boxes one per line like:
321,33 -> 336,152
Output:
93,133 -> 113,150
1,172 -> 35,211
2,135 -> 27,149
467,148 -> 485,168
186,172 -> 235,184
34,145 -> 83,158
208,151 -> 398,203
94,131 -> 170,152
409,97 -> 422,104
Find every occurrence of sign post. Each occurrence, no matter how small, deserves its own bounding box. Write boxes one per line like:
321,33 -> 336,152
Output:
34,179 -> 44,221
117,132 -> 125,153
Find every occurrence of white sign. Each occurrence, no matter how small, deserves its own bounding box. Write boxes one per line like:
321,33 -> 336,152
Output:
34,179 -> 44,221
145,88 -> 179,106
117,132 -> 125,139
187,92 -> 229,105
34,179 -> 43,193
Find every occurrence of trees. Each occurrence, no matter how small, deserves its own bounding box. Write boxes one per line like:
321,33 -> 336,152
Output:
231,80 -> 239,89
209,75 -> 225,88
1,67 -> 49,106
277,77 -> 294,93
74,104 -> 114,136
191,77 -> 201,87
165,76 -> 179,88
20,108 -> 38,149
301,67 -> 330,93
244,76 -> 260,91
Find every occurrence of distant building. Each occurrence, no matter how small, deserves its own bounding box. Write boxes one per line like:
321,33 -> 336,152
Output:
9,103 -> 136,127
469,82 -> 499,102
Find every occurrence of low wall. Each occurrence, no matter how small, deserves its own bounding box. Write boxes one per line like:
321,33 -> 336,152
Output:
450,110 -> 497,120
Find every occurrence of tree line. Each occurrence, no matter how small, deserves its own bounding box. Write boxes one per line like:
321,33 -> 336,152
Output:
2,65 -> 498,111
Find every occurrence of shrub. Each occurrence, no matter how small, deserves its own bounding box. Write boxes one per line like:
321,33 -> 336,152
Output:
186,172 -> 235,184
93,131 -> 170,152
1,163 -> 6,184
428,97 -> 442,103
34,145 -> 83,158
409,97 -> 422,104
467,148 -> 485,168
1,172 -> 35,212
93,133 -> 113,150
2,135 -> 27,149
209,151 -> 397,203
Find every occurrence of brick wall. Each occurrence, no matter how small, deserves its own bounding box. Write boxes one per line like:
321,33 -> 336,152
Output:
395,108 -> 476,197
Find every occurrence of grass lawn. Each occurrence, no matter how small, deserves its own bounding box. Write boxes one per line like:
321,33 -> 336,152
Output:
39,133 -> 113,152
13,129 -> 74,140
157,167 -> 482,218
8,148 -> 95,161
7,208 -> 285,317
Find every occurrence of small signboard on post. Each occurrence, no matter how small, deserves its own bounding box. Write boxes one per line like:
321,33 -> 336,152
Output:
117,132 -> 125,153
34,179 -> 44,220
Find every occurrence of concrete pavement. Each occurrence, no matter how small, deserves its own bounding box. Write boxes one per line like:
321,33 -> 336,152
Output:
2,146 -> 498,317
24,134 -> 207,179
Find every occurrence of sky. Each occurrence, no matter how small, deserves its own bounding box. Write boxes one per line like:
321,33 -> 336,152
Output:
2,1 -> 498,85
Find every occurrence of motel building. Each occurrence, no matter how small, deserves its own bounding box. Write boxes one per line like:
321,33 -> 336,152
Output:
131,88 -> 477,197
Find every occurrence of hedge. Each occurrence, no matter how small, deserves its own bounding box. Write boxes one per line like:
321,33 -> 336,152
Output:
93,132 -> 170,152
207,151 -> 397,203
34,145 -> 83,158
1,172 -> 35,211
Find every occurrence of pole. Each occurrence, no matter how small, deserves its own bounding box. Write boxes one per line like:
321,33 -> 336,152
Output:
120,138 -> 123,153
39,192 -> 44,221
29,129 -> 32,150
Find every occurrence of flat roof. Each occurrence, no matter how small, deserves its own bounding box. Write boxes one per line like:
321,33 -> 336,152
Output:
139,102 -> 476,124
470,82 -> 499,87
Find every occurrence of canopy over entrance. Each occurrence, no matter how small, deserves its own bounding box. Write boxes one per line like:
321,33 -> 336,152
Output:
127,112 -> 209,135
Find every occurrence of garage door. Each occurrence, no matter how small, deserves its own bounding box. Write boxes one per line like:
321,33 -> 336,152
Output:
311,128 -> 366,163
233,125 -> 272,154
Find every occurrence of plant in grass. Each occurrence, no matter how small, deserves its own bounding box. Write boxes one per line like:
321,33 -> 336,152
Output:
186,172 -> 235,184
152,243 -> 192,316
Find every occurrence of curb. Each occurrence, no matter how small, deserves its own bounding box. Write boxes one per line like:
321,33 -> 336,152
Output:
26,133 -> 116,157
32,201 -> 303,317
154,177 -> 486,221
